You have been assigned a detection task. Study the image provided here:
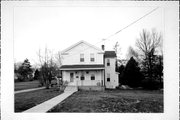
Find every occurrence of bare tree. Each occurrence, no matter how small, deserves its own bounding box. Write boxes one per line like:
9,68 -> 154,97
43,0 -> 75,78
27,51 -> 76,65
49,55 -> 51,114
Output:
136,29 -> 162,81
113,42 -> 121,72
136,29 -> 162,55
55,51 -> 63,68
126,46 -> 139,60
113,42 -> 119,54
113,41 -> 121,59
37,47 -> 57,89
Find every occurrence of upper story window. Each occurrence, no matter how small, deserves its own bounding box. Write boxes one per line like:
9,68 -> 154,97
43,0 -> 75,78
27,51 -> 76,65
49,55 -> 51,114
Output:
107,59 -> 110,66
107,73 -> 110,82
90,53 -> 95,62
80,54 -> 84,62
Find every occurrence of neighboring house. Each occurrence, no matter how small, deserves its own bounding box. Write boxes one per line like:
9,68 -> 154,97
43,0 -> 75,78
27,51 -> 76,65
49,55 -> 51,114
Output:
60,40 -> 118,90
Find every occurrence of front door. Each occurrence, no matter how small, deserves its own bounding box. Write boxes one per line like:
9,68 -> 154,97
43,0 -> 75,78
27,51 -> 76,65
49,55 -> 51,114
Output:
70,73 -> 74,82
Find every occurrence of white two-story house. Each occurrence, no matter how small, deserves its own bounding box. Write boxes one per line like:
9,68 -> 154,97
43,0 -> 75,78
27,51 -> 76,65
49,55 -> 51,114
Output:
60,40 -> 118,90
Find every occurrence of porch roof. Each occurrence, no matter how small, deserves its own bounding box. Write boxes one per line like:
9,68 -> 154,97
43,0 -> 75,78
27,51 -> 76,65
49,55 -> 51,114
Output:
60,64 -> 105,70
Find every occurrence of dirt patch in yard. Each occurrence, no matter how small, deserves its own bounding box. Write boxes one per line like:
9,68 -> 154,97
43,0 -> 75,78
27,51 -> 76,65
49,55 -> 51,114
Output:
48,90 -> 163,113
95,97 -> 162,112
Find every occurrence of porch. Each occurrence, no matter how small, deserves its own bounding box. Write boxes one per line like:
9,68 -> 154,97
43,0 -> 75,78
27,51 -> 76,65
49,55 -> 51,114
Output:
62,70 -> 104,87
60,64 -> 105,90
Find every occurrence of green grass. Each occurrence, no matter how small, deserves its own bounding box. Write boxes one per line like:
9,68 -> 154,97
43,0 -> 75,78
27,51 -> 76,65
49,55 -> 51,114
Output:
48,89 -> 163,113
15,80 -> 41,91
15,87 -> 63,112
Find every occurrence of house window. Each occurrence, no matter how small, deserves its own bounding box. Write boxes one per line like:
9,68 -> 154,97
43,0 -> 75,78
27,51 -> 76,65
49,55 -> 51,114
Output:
81,74 -> 85,80
107,59 -> 110,66
107,73 -> 110,82
91,74 -> 95,80
80,54 -> 84,62
90,53 -> 95,62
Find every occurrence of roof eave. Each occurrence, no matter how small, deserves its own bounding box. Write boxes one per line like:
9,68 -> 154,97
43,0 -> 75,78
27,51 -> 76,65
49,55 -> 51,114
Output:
60,68 -> 105,70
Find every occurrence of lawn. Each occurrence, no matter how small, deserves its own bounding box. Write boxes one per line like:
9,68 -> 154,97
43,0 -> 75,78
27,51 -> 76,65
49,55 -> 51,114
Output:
15,87 -> 63,112
48,89 -> 163,113
15,80 -> 57,91
15,80 -> 41,91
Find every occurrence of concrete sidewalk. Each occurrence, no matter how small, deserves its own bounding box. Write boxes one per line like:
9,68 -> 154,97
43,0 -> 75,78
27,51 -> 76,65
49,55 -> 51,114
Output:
23,86 -> 77,113
15,87 -> 46,94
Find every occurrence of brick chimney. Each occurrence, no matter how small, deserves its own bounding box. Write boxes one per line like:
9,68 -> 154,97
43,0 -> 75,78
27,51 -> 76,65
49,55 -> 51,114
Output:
101,45 -> 105,51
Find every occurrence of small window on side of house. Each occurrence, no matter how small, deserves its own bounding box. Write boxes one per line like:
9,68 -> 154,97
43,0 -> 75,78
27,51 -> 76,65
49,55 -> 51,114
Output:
107,73 -> 110,82
107,59 -> 110,66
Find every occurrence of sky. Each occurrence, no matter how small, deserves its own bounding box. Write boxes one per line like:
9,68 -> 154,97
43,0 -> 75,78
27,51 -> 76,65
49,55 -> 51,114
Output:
14,4 -> 164,66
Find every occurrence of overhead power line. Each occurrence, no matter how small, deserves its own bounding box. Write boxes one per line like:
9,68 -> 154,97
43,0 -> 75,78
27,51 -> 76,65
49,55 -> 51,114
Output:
103,7 -> 159,41
60,7 -> 159,59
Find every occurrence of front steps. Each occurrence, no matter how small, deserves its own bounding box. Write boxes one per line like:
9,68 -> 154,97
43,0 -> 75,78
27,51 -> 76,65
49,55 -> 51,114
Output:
64,85 -> 78,92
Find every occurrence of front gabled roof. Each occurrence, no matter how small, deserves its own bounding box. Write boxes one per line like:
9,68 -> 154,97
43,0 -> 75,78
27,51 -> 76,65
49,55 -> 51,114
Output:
61,40 -> 103,54
104,51 -> 116,58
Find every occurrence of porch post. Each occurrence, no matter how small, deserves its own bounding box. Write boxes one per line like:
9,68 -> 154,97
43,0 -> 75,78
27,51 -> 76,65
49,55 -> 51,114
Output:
103,69 -> 105,87
101,69 -> 105,87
